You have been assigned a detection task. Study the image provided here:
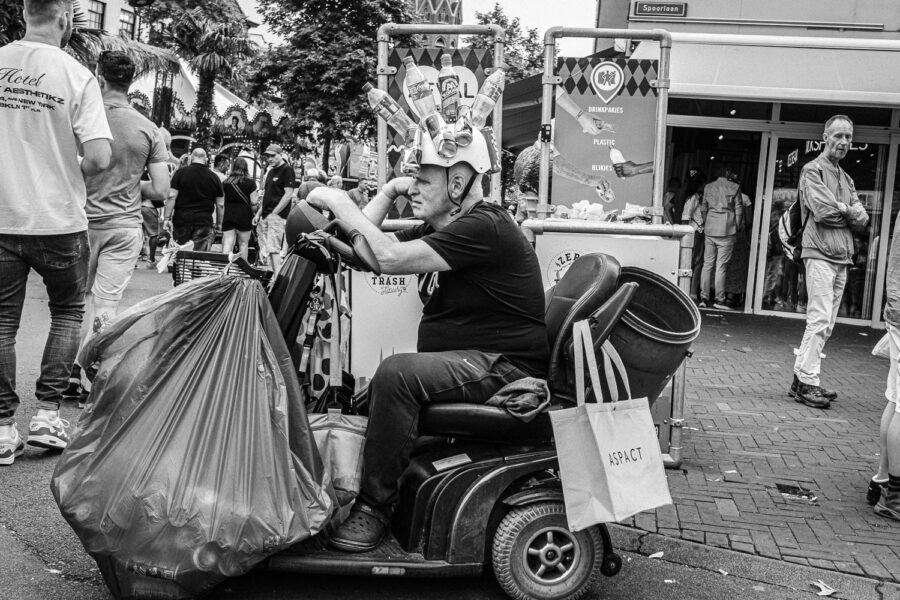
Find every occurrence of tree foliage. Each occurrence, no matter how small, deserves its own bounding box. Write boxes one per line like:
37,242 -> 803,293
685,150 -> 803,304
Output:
0,1 -> 176,75
135,0 -> 254,148
251,0 -> 418,169
465,3 -> 543,83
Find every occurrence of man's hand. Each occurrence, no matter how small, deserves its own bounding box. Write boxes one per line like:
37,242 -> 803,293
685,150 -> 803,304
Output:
577,112 -> 615,135
163,219 -> 173,233
382,176 -> 415,202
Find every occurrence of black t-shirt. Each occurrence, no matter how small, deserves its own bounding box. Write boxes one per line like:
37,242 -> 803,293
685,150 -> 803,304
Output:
396,202 -> 549,377
223,177 -> 257,208
170,164 -> 224,226
261,162 -> 297,219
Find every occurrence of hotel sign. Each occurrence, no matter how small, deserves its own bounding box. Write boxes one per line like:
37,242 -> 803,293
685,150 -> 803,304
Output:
633,2 -> 687,17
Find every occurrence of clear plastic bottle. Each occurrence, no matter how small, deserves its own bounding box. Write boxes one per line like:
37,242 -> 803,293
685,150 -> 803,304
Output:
469,68 -> 506,128
437,54 -> 460,123
400,125 -> 423,175
609,144 -> 626,165
454,105 -> 473,147
363,83 -> 415,136
402,57 -> 456,158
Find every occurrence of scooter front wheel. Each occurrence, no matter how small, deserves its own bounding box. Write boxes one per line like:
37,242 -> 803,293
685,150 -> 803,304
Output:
491,502 -> 603,600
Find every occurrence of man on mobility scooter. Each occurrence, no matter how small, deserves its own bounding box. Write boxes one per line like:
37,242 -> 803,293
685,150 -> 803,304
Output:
305,126 -> 550,553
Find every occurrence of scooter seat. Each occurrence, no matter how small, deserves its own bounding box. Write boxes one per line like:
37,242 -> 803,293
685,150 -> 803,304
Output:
418,403 -> 560,443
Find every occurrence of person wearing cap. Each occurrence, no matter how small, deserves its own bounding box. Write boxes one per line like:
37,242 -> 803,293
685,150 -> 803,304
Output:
252,144 -> 295,273
306,126 -> 548,553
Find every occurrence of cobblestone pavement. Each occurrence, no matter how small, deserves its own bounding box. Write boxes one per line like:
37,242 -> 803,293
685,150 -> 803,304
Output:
623,309 -> 900,582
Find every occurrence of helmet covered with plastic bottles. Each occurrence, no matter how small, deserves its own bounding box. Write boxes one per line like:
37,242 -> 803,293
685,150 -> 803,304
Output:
419,126 -> 493,174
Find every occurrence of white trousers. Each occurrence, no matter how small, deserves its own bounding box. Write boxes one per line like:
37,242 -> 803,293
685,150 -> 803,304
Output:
793,258 -> 847,386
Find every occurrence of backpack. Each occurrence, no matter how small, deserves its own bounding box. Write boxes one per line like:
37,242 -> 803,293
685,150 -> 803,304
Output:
777,199 -> 810,264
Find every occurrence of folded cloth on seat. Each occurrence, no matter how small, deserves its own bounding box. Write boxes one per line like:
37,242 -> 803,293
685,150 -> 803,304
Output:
486,377 -> 551,422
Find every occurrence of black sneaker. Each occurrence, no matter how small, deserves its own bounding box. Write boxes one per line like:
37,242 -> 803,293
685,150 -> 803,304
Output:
789,375 -> 837,401
794,383 -> 830,409
868,478 -> 889,506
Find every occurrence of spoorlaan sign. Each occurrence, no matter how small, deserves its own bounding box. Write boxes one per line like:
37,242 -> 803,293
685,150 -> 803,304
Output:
633,2 -> 687,17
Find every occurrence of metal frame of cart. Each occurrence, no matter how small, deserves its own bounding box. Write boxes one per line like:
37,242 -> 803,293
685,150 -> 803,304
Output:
528,27 -> 691,468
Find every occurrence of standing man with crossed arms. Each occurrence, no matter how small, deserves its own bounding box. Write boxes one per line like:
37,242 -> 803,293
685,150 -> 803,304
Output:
790,115 -> 869,409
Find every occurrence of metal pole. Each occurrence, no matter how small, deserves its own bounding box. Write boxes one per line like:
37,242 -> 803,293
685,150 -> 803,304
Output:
537,27 -> 562,220
376,24 -> 391,188
491,33 -> 506,204
652,30 -> 673,225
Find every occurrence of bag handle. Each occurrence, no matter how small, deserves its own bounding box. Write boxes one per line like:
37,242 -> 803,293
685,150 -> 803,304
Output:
601,340 -> 631,400
573,320 -> 604,407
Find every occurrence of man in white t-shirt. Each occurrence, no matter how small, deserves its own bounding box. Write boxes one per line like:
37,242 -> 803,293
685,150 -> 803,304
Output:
0,0 -> 112,466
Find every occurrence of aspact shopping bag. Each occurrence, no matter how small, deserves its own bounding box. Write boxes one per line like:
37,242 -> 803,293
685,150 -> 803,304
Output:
52,276 -> 334,600
551,320 -> 672,530
309,409 -> 367,524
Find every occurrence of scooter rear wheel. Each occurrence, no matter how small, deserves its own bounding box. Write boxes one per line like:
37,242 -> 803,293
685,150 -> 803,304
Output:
491,502 -> 603,600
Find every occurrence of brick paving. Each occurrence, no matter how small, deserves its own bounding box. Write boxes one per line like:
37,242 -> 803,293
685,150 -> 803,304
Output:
624,310 -> 900,581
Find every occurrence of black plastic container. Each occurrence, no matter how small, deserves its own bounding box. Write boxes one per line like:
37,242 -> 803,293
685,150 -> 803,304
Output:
608,267 -> 701,403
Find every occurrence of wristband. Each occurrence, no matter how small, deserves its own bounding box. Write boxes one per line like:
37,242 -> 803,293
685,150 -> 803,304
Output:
575,109 -> 585,121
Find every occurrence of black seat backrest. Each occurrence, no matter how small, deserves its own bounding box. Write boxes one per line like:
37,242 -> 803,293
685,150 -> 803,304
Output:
544,254 -> 621,393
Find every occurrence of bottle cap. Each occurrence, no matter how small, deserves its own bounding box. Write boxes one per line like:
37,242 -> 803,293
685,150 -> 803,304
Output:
363,83 -> 374,92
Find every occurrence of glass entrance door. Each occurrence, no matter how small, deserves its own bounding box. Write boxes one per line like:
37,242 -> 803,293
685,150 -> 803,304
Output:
754,136 -> 889,321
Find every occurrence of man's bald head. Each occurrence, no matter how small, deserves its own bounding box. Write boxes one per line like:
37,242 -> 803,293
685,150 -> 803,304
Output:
190,148 -> 208,164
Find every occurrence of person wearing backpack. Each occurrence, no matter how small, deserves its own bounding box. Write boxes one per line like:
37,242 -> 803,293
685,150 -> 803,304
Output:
790,115 -> 869,409
699,163 -> 743,310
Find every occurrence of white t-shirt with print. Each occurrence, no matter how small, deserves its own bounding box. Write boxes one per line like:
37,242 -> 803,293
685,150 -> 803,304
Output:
0,40 -> 112,235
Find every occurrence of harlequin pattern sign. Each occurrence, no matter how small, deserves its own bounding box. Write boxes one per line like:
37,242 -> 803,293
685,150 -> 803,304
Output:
551,57 -> 659,212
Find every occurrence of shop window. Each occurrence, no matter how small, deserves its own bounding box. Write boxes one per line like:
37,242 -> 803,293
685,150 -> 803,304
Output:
86,0 -> 106,31
780,103 -> 892,127
668,98 -> 770,120
119,9 -> 136,39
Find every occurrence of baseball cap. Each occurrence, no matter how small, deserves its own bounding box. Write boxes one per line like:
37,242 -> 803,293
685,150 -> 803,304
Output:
264,144 -> 283,156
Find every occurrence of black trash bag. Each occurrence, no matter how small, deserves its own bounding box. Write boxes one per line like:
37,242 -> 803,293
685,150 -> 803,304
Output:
51,276 -> 335,600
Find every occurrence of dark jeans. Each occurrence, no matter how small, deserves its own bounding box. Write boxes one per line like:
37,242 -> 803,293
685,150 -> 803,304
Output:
0,232 -> 89,424
358,350 -> 527,511
173,223 -> 215,252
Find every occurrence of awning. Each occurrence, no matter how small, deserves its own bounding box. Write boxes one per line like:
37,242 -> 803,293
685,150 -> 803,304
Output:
631,33 -> 900,106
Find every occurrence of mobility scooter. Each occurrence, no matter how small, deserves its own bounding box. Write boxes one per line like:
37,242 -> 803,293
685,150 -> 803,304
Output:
259,205 -> 638,600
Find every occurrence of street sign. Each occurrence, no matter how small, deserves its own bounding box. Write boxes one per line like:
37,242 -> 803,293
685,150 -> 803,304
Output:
633,2 -> 688,18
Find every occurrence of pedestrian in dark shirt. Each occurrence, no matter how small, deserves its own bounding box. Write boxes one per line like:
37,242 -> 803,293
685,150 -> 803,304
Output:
252,144 -> 295,273
163,148 -> 224,251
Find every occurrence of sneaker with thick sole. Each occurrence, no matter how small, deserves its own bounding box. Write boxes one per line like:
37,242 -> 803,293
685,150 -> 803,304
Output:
0,425 -> 24,466
27,413 -> 69,450
875,487 -> 900,522
698,299 -> 709,308
868,478 -> 889,506
794,383 -> 830,409
713,303 -> 735,311
789,375 -> 838,401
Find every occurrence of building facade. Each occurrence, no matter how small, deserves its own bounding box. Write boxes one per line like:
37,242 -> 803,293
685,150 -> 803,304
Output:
414,0 -> 462,48
596,0 -> 900,328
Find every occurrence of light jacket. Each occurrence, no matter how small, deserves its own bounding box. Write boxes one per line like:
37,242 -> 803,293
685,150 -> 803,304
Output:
700,177 -> 743,237
799,153 -> 869,265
